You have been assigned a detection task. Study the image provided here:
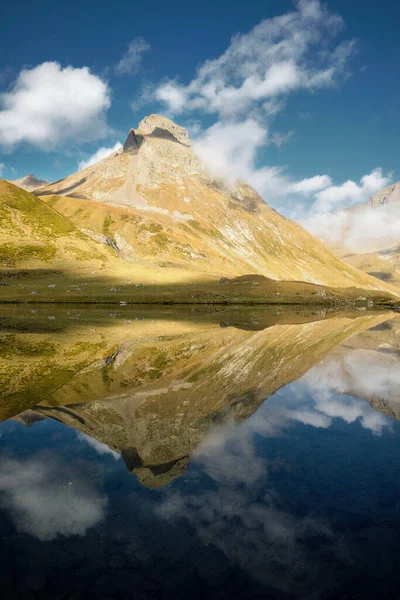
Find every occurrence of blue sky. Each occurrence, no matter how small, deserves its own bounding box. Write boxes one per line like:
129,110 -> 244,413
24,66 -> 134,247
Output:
0,0 -> 399,220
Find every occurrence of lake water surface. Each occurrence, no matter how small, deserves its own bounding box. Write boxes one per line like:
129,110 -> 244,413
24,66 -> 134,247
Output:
1,306 -> 400,599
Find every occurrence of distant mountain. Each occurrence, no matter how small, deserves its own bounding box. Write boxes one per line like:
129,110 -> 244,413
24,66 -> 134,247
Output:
36,114 -> 394,293
10,173 -> 49,192
309,181 -> 400,286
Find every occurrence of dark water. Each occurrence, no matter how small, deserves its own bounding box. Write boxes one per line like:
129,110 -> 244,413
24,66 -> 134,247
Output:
1,306 -> 400,599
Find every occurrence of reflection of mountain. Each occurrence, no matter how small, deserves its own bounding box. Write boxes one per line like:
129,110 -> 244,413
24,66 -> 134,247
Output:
303,316 -> 400,421
2,308 -> 392,487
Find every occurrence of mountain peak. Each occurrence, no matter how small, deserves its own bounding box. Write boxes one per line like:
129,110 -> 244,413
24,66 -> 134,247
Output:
123,114 -> 191,153
9,173 -> 49,192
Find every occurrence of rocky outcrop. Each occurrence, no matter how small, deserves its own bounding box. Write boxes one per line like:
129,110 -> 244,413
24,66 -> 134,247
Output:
368,181 -> 400,208
138,114 -> 191,146
123,129 -> 144,153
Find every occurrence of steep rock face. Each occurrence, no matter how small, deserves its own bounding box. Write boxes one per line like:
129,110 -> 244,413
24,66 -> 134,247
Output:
37,115 -> 395,292
10,174 -> 49,192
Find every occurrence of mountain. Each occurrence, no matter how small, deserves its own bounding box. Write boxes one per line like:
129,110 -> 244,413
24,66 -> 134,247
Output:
9,173 -> 49,192
35,114 -> 397,295
307,181 -> 400,286
0,306 -> 390,487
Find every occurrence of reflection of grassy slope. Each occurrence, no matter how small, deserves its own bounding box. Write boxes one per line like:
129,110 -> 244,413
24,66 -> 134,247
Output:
1,305 -> 316,421
3,309 -> 391,487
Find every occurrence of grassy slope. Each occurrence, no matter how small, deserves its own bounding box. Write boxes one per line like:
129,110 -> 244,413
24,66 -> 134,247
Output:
0,270 -> 397,306
0,179 -> 121,271
0,179 -> 398,305
39,182 -> 400,295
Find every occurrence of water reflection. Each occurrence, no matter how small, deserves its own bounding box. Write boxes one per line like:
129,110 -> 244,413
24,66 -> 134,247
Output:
0,306 -> 392,486
0,307 -> 400,598
0,453 -> 107,541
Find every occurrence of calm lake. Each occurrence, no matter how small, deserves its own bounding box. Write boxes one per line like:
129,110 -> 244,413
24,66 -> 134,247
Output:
1,305 -> 400,599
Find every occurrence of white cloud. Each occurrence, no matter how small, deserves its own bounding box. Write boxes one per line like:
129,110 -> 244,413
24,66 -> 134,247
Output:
144,1 -> 357,204
291,174 -> 333,195
77,431 -> 121,459
154,0 -> 353,120
194,119 -> 267,182
339,204 -> 400,251
311,168 -> 390,213
0,455 -> 107,541
0,162 -> 4,176
116,38 -> 150,75
0,62 -> 111,150
300,168 -> 393,247
193,119 -> 333,200
78,141 -> 122,170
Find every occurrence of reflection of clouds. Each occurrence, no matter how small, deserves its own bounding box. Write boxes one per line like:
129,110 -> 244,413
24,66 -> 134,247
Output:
157,349 -> 397,593
312,389 -> 391,434
192,417 -> 266,486
247,350 -> 395,437
158,422 -> 346,596
76,432 -> 121,460
0,455 -> 107,541
256,384 -> 391,436
305,349 -> 400,407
